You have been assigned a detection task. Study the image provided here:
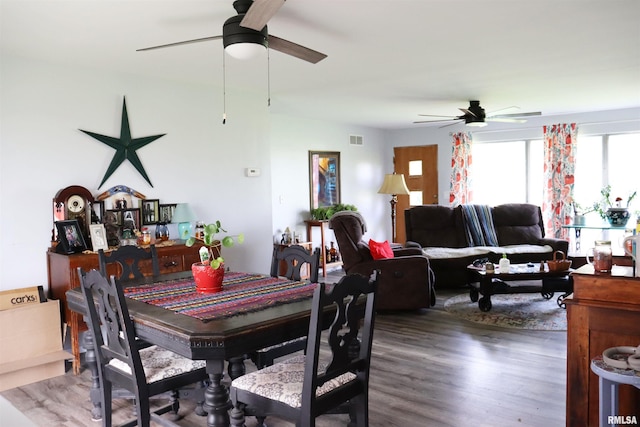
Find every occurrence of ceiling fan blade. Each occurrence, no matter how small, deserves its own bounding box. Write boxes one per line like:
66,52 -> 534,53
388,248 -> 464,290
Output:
439,120 -> 464,129
418,114 -> 457,118
489,111 -> 541,118
268,35 -> 327,63
137,35 -> 223,52
487,117 -> 527,123
414,118 -> 460,124
241,0 -> 286,31
459,108 -> 478,118
487,106 -> 519,116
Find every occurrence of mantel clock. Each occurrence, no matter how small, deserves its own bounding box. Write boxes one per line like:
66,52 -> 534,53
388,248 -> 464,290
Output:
53,185 -> 95,242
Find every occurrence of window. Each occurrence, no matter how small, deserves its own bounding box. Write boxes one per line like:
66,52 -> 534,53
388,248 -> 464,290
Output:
472,132 -> 639,212
471,141 -> 542,206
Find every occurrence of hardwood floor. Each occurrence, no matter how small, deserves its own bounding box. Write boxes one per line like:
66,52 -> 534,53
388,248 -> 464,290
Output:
0,284 -> 567,427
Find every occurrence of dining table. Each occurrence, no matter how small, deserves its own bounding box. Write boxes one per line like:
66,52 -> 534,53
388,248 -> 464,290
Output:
66,269 -> 326,427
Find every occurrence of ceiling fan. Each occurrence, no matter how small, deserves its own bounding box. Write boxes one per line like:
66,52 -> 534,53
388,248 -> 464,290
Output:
414,100 -> 541,127
137,0 -> 327,64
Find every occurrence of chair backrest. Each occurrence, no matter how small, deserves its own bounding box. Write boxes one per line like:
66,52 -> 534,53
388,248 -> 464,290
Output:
302,270 -> 379,415
328,211 -> 371,272
270,244 -> 321,283
77,268 -> 146,394
98,244 -> 160,283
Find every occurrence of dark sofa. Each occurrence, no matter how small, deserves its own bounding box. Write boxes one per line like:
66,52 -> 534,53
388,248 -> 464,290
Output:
404,203 -> 569,288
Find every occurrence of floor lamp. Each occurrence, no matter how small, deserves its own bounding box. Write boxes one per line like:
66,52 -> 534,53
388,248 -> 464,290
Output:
378,173 -> 410,242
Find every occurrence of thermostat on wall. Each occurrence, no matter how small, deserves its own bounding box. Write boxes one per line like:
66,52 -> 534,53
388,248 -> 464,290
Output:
245,167 -> 261,177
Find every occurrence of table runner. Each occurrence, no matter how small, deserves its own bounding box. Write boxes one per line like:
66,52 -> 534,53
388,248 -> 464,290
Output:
124,272 -> 317,322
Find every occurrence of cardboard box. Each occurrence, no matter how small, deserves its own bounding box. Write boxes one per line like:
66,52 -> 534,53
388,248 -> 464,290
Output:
0,299 -> 72,391
0,285 -> 46,311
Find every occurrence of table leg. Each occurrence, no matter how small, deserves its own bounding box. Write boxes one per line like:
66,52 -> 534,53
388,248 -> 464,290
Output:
70,312 -> 81,375
82,328 -> 103,421
599,376 -> 618,427
478,276 -> 493,312
227,356 -> 246,380
204,359 -> 232,427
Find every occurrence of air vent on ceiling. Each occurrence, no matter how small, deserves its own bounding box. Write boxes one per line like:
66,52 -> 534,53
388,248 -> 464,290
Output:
349,135 -> 363,146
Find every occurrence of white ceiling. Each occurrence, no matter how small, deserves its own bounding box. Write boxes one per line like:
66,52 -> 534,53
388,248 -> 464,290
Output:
2,0 -> 639,129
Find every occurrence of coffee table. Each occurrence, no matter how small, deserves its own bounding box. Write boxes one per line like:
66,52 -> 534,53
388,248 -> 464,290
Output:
466,263 -> 573,312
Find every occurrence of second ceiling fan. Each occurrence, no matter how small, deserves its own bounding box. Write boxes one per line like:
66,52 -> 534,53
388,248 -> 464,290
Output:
137,0 -> 327,64
414,100 -> 541,127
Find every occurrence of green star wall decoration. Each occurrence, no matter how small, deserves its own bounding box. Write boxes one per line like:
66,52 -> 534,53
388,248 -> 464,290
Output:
80,97 -> 165,188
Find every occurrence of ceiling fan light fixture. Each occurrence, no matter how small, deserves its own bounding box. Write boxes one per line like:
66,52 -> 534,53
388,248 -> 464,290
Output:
466,121 -> 488,127
225,42 -> 266,60
223,14 -> 268,60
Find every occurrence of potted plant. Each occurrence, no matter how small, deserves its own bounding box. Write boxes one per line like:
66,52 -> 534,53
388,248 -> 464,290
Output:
185,221 -> 244,293
593,186 -> 636,226
310,203 -> 358,220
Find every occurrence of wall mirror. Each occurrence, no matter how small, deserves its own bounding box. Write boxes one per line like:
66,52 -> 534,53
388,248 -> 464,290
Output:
309,151 -> 341,209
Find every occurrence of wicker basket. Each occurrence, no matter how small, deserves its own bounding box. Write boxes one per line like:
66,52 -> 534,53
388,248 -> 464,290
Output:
547,250 -> 572,272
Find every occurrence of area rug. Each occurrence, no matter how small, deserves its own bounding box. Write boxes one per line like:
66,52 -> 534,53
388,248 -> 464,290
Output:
444,292 -> 567,331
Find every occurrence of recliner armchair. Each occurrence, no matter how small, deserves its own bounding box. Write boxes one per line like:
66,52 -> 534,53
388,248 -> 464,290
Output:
329,210 -> 435,310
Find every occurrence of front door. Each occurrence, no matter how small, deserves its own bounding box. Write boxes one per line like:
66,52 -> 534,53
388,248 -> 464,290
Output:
393,145 -> 439,244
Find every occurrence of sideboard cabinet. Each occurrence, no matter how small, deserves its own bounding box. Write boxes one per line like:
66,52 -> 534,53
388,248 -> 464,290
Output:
47,242 -> 200,373
566,265 -> 640,426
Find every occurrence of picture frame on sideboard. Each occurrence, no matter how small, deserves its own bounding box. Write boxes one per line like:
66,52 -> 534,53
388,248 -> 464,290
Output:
55,219 -> 87,254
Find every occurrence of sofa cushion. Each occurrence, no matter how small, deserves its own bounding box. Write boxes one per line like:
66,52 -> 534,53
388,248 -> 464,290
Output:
422,246 -> 493,259
405,205 -> 467,248
492,203 -> 545,245
369,239 -> 394,259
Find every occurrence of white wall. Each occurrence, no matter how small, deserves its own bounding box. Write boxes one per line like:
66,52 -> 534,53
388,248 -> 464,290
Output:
270,115 -> 391,247
0,54 -> 393,291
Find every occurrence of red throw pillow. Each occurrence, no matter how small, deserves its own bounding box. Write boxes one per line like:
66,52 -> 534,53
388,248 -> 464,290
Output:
369,239 -> 394,260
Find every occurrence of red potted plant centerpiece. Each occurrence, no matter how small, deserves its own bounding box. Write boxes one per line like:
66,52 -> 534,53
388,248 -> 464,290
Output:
186,221 -> 244,294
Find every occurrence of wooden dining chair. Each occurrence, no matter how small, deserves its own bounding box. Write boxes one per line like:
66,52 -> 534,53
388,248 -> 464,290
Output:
98,245 -> 160,283
77,268 -> 208,427
249,245 -> 322,370
270,244 -> 321,284
230,270 -> 380,427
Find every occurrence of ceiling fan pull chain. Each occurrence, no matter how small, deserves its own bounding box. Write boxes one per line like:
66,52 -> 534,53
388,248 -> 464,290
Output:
222,49 -> 227,124
267,47 -> 271,107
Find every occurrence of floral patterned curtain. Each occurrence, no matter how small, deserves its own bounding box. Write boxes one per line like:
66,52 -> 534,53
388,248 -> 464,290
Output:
449,131 -> 473,206
542,123 -> 578,240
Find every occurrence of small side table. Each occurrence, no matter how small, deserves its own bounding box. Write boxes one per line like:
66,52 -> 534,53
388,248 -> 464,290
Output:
304,220 -> 342,277
590,356 -> 640,427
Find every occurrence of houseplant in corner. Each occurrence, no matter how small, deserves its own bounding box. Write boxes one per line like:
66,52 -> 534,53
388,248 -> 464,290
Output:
185,221 -> 244,293
590,186 -> 637,227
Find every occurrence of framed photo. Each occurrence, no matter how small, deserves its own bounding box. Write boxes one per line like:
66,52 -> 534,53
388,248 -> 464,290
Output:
309,151 -> 341,210
96,185 -> 146,210
55,219 -> 87,254
89,223 -> 109,252
159,204 -> 176,223
91,200 -> 104,223
121,208 -> 141,231
142,199 -> 160,225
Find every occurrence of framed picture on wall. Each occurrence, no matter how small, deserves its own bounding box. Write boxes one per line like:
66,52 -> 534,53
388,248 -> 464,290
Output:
91,200 -> 104,224
159,204 -> 176,223
142,199 -> 160,225
309,151 -> 341,210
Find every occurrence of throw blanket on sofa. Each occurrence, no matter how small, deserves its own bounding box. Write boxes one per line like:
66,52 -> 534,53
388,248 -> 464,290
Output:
461,204 -> 499,246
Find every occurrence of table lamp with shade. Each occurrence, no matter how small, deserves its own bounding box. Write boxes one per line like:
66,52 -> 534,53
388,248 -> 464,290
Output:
378,173 -> 410,243
172,203 -> 196,240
